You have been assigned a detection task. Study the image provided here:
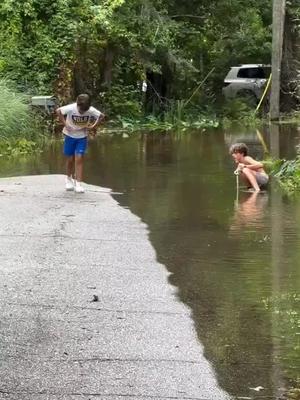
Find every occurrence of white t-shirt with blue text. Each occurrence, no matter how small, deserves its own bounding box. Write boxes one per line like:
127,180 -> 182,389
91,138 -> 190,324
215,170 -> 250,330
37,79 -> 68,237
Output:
58,103 -> 102,139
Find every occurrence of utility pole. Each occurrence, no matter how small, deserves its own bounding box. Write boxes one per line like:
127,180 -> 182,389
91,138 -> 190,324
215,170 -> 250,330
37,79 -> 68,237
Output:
270,0 -> 286,120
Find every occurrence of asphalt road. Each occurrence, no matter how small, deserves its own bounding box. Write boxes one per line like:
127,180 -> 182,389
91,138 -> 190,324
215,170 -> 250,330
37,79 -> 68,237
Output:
0,175 -> 231,400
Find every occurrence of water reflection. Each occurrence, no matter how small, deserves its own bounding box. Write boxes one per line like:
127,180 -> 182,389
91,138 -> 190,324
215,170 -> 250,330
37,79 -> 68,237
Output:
0,126 -> 299,399
230,192 -> 269,235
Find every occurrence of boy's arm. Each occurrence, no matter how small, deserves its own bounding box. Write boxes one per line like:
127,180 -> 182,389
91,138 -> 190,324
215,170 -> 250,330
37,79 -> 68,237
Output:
56,109 -> 67,128
241,156 -> 263,171
88,112 -> 105,129
56,104 -> 75,129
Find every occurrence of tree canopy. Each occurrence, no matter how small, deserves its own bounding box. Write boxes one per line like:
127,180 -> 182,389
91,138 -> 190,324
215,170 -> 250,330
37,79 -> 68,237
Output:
0,0 -> 281,116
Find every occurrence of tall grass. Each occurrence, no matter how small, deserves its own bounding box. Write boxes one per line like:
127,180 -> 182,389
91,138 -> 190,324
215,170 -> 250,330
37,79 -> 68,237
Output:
0,79 -> 42,140
265,150 -> 300,194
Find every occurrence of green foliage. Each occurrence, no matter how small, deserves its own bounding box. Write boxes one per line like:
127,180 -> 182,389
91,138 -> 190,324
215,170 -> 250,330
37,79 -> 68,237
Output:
0,79 -> 43,139
103,84 -> 142,118
0,0 -> 273,120
0,79 -> 45,155
222,99 -> 261,127
117,116 -> 173,132
263,157 -> 283,174
222,99 -> 253,119
0,138 -> 38,156
163,100 -> 219,129
111,112 -> 219,133
269,150 -> 300,193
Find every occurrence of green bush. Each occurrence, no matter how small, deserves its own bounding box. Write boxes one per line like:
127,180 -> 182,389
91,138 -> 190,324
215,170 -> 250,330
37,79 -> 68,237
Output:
268,152 -> 300,194
0,79 -> 47,155
222,98 -> 260,126
103,84 -> 142,118
0,138 -> 38,156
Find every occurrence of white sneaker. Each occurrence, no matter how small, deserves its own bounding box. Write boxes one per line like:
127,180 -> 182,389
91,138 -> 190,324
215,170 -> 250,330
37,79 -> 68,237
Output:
65,177 -> 74,191
75,182 -> 85,193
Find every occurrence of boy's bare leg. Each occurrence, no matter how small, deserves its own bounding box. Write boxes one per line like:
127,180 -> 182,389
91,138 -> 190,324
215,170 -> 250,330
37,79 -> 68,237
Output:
242,168 -> 260,191
66,156 -> 75,178
75,155 -> 84,182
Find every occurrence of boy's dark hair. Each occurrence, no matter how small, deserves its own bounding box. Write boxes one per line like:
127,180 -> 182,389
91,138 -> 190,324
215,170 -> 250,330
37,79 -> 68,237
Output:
229,143 -> 248,156
76,94 -> 91,111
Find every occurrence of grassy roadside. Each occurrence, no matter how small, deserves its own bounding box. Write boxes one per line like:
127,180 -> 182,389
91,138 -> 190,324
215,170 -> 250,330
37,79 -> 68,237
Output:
0,79 -> 47,156
270,156 -> 300,193
261,154 -> 300,195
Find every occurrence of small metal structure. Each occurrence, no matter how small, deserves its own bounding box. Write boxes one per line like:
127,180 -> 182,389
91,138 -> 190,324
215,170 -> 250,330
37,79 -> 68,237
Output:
31,95 -> 57,114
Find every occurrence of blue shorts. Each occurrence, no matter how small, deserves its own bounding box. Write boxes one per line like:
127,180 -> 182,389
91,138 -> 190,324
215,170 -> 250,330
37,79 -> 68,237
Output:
63,135 -> 87,157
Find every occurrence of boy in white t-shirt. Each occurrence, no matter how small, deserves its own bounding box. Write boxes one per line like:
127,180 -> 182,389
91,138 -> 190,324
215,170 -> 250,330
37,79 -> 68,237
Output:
56,94 -> 104,193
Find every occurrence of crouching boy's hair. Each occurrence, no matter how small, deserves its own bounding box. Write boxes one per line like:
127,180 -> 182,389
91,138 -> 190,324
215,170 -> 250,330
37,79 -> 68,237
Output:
229,143 -> 248,156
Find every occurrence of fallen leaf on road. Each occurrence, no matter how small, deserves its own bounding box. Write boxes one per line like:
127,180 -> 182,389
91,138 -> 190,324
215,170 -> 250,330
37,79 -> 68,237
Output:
249,386 -> 264,392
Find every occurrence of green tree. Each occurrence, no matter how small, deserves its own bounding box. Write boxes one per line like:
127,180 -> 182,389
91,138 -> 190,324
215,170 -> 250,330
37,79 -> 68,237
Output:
0,0 -> 273,116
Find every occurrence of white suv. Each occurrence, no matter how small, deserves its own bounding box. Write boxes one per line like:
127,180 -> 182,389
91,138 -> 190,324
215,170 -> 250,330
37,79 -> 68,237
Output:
222,64 -> 271,105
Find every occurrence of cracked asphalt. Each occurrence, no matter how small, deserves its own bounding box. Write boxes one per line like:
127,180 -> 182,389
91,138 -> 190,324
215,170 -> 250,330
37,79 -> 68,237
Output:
0,175 -> 231,400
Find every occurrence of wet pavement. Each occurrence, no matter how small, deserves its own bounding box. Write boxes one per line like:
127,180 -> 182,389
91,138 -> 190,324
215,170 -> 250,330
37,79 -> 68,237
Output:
0,175 -> 231,400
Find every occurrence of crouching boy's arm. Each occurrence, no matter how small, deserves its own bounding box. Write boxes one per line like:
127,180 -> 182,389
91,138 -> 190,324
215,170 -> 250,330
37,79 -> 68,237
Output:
240,156 -> 264,171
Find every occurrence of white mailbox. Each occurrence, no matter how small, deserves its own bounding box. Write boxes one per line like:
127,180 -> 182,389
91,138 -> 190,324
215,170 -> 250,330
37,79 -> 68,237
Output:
31,96 -> 57,114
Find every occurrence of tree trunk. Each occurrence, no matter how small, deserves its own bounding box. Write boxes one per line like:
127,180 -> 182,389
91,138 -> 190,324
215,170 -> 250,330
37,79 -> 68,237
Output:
103,46 -> 115,89
73,39 -> 89,96
270,0 -> 286,120
281,10 -> 300,112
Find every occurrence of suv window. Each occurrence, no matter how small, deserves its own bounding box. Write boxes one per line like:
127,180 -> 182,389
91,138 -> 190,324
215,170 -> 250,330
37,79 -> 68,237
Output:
237,67 -> 266,79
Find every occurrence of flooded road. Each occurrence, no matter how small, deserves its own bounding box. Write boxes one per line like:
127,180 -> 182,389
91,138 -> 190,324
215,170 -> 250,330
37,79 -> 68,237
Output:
0,125 -> 299,399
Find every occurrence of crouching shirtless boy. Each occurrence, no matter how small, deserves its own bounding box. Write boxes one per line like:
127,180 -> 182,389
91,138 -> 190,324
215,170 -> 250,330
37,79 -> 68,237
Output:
230,143 -> 269,192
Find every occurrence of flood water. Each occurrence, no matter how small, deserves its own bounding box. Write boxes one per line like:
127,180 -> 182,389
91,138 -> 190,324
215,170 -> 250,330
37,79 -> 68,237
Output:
0,125 -> 299,399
